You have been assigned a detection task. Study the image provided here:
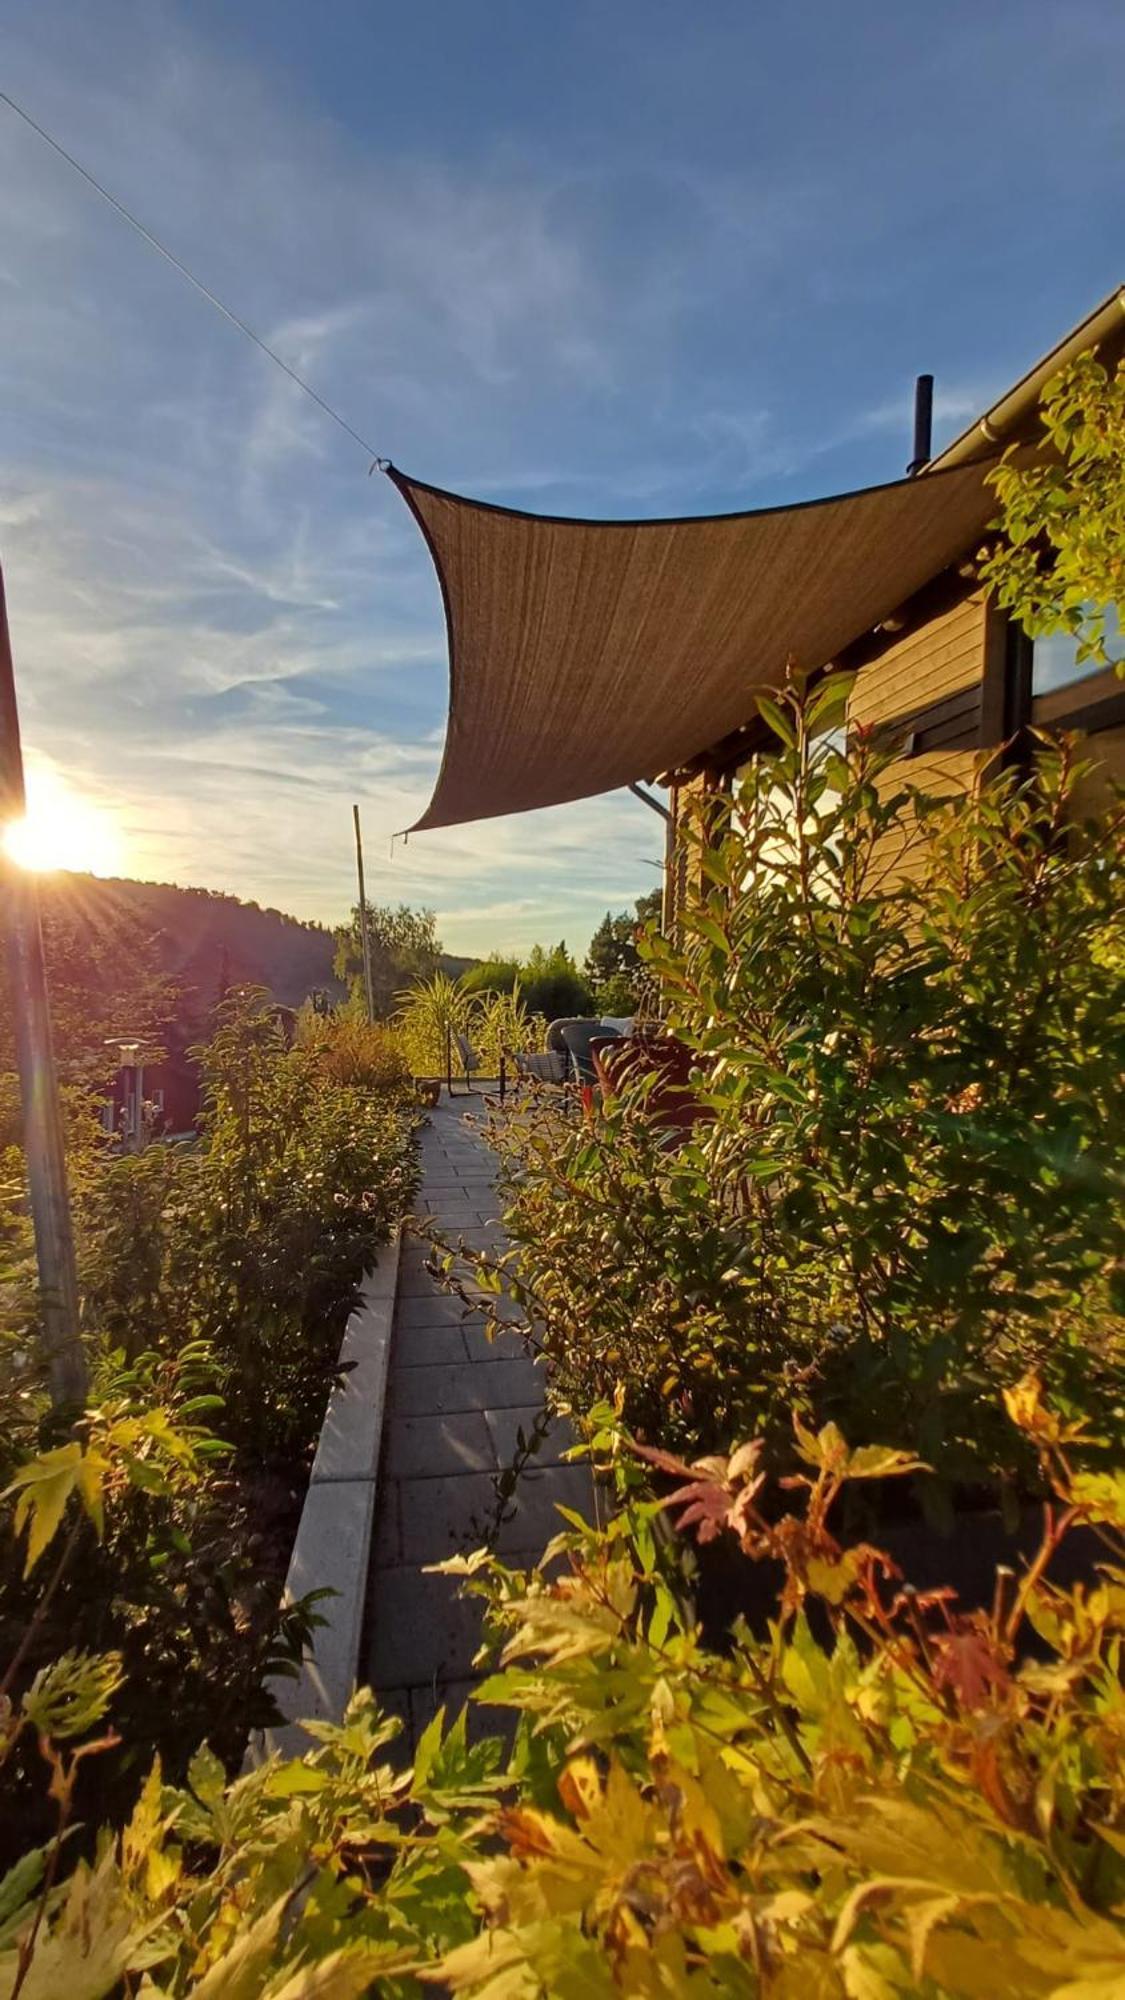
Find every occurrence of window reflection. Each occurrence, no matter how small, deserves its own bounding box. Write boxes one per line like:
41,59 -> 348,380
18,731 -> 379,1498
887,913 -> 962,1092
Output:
1032,605 -> 1122,696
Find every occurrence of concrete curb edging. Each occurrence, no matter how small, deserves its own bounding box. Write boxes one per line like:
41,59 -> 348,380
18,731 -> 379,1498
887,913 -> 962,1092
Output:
247,1224 -> 402,1762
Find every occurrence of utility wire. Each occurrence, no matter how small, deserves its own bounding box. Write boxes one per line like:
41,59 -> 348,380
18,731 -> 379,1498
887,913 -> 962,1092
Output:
0,88 -> 388,468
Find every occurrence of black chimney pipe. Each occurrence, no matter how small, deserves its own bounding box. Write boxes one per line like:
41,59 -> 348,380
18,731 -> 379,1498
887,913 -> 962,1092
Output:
908,373 -> 934,476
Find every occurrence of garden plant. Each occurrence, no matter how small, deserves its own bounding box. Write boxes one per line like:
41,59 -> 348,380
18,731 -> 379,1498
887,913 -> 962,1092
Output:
0,351 -> 1122,1995
0,1383 -> 1122,1994
448,689 -> 1125,1505
0,988 -> 418,1845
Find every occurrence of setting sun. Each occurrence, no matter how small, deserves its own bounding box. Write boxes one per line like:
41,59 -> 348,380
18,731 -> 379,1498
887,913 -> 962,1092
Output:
2,767 -> 125,877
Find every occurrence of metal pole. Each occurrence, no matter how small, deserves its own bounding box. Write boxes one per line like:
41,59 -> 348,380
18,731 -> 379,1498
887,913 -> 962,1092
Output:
0,566 -> 87,1408
352,803 -> 375,1023
908,372 -> 934,476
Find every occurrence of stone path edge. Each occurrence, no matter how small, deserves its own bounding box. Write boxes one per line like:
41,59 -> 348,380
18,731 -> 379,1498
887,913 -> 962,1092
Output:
248,1222 -> 403,1762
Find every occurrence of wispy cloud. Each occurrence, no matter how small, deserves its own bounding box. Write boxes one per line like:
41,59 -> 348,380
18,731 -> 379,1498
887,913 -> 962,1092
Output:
3,0 -> 1122,956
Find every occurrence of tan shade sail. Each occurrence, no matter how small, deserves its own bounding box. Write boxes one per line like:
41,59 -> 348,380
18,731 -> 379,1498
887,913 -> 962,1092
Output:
391,458 -> 998,833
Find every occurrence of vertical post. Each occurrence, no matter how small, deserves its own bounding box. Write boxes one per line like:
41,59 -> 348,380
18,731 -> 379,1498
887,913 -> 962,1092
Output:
0,566 -> 87,1408
908,373 -> 934,476
352,803 -> 375,1023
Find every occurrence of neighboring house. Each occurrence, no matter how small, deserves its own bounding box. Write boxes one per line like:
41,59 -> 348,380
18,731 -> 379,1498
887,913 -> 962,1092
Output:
103,1049 -> 201,1145
663,288 -> 1125,902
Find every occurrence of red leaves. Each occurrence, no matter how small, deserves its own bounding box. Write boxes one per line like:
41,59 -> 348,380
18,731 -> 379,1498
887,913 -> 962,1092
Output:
930,1619 -> 1013,1711
635,1440 -> 766,1546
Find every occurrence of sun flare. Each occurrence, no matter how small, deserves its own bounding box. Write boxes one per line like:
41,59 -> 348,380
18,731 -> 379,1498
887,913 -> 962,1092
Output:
2,768 -> 125,877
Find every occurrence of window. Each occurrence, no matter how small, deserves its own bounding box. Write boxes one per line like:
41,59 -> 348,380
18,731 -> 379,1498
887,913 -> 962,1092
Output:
1031,605 -> 1122,697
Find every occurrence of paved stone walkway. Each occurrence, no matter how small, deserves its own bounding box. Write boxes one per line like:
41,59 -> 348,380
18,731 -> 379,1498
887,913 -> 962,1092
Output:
363,1092 -> 594,1752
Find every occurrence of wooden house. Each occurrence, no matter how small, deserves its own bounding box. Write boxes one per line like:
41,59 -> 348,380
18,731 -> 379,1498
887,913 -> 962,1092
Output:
663,288 -> 1125,896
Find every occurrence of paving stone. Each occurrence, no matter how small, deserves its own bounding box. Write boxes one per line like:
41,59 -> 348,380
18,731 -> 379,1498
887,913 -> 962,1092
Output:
452,1288 -> 525,1324
367,1564 -> 488,1686
393,1323 -> 469,1367
360,1102 -> 581,1720
419,1205 -> 487,1230
396,1472 -> 498,1558
460,1320 -> 530,1362
397,1463 -> 597,1562
383,1411 -> 497,1478
387,1356 -> 543,1418
371,1479 -> 401,1567
484,1404 -> 575,1467
396,1264 -> 447,1298
451,1226 -> 508,1254
396,1292 -> 476,1330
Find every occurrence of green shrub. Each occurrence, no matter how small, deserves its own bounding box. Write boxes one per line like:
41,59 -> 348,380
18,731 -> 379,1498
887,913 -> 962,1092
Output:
980,349 -> 1125,671
429,1384 -> 1125,1995
460,956 -> 523,997
0,991 -> 418,1835
585,890 -> 664,1016
69,990 -> 418,1463
395,974 -> 543,1078
520,939 -> 593,1019
294,1007 -> 414,1094
0,1342 -> 320,1861
4,1386 -> 1124,1995
451,686 -> 1125,1496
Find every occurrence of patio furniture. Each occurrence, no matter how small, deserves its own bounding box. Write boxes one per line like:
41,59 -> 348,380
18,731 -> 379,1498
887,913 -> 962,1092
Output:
512,1048 -> 568,1085
446,1027 -> 481,1097
556,1016 -> 622,1085
591,1030 -> 710,1140
507,1016 -> 632,1092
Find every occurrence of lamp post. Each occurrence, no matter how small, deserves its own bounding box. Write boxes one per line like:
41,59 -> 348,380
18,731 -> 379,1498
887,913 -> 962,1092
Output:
106,1038 -> 145,1151
0,563 -> 87,1408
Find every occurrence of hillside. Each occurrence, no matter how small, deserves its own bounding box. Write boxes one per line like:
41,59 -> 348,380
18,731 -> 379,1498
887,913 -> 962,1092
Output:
0,873 -> 343,1021
66,875 -> 347,1012
5,872 -> 476,1027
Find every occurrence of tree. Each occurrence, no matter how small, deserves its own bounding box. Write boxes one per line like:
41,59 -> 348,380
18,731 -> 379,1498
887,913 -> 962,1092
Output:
980,350 -> 1125,670
0,895 -> 178,1088
459,957 -> 521,998
520,941 -> 592,1019
583,889 -> 662,1012
333,902 -> 442,1018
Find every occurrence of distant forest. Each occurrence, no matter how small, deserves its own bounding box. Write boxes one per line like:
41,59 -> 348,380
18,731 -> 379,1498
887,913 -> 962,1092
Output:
0,873 -> 471,1088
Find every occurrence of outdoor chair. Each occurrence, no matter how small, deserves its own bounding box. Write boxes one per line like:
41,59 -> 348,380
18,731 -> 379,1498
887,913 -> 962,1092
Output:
512,1048 -> 568,1085
446,1027 -> 482,1097
507,1015 -> 632,1092
557,1016 -> 622,1085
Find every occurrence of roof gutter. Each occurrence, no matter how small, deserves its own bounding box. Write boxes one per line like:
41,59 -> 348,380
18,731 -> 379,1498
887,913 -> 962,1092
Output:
926,283 -> 1125,473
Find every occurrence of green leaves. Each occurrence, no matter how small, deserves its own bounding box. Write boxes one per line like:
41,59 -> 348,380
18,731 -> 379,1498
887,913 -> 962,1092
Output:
475,670 -> 1125,1495
3,1441 -> 107,1573
982,350 -> 1125,674
20,1650 -> 124,1740
2,1397 -> 1124,1999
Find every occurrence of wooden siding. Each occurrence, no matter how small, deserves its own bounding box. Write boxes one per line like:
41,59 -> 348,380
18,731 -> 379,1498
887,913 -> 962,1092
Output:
1072,723 -> 1125,820
848,590 -> 987,737
848,590 -> 987,887
665,773 -> 710,938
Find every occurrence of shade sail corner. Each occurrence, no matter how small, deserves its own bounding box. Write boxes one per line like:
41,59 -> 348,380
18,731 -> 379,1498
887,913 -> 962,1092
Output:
390,457 -> 998,834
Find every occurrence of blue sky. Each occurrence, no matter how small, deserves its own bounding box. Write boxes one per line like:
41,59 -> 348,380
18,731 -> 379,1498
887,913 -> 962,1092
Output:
3,0 -> 1123,955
